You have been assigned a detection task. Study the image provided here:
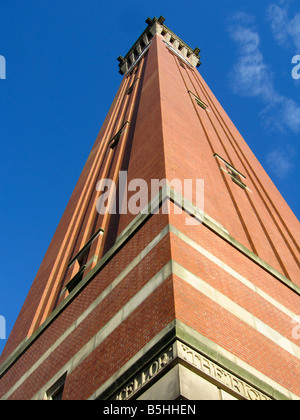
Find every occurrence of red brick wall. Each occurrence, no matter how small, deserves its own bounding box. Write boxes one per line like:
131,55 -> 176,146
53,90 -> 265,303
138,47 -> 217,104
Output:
174,274 -> 300,395
0,213 -> 172,399
1,208 -> 299,399
1,32 -> 299,400
169,207 -> 300,396
155,36 -> 299,284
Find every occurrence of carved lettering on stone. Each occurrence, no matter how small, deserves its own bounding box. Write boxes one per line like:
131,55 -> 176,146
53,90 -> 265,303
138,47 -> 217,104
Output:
113,341 -> 272,400
113,346 -> 174,400
178,342 -> 271,400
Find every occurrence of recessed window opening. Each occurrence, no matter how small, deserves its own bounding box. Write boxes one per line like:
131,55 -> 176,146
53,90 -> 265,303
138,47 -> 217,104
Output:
126,78 -> 139,95
195,97 -> 208,110
45,373 -> 67,400
178,59 -> 185,69
225,164 -> 247,189
188,90 -> 208,110
66,263 -> 87,293
68,228 -> 104,269
108,121 -> 129,149
214,154 -> 247,189
66,228 -> 104,293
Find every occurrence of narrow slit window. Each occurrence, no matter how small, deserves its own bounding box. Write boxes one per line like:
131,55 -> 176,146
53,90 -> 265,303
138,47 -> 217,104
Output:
194,97 -> 208,110
225,163 -> 247,189
108,121 -> 129,149
67,228 -> 104,269
188,90 -> 208,110
126,78 -> 139,95
126,85 -> 134,95
66,262 -> 87,294
45,373 -> 67,400
214,154 -> 247,190
66,228 -> 104,293
178,59 -> 185,69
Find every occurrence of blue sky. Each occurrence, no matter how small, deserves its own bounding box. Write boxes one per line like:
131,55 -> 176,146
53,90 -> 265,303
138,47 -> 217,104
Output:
0,0 -> 299,355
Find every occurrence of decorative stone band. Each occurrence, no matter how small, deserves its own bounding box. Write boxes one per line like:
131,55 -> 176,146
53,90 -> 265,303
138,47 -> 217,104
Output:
1,185 -> 299,384
177,342 -> 271,401
112,340 -> 271,401
117,16 -> 201,75
113,346 -> 174,401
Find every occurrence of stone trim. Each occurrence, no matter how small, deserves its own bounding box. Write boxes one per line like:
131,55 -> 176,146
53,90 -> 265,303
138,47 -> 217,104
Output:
113,345 -> 175,400
169,225 -> 297,321
172,261 -> 300,358
92,320 -> 297,401
115,185 -> 300,295
30,262 -> 173,401
0,185 -> 299,382
5,251 -> 299,399
1,219 -> 297,398
118,16 -> 201,74
111,341 -> 272,401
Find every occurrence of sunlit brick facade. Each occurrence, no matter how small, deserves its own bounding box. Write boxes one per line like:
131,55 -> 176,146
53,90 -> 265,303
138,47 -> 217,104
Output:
0,17 -> 299,400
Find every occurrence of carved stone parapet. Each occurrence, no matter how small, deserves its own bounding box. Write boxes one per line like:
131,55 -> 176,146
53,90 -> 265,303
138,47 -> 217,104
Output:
118,16 -> 201,75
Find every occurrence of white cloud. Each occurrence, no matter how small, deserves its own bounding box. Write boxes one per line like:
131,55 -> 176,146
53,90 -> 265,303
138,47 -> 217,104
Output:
289,14 -> 300,50
266,148 -> 295,178
267,2 -> 300,50
260,97 -> 300,133
281,98 -> 300,132
228,14 -> 277,102
228,12 -> 300,135
267,4 -> 289,46
229,29 -> 276,101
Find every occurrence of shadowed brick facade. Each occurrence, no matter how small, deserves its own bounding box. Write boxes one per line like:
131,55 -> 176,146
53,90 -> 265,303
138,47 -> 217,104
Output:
0,17 -> 299,400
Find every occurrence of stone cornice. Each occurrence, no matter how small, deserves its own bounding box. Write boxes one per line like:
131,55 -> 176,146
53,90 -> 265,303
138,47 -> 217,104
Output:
118,16 -> 201,75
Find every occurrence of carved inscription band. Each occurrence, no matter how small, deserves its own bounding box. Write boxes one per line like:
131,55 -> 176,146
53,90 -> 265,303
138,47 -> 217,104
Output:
113,341 -> 271,401
113,346 -> 174,400
178,342 -> 271,400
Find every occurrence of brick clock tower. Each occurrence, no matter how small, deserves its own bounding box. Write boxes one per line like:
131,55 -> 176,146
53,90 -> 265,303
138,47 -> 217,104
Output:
0,17 -> 299,401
